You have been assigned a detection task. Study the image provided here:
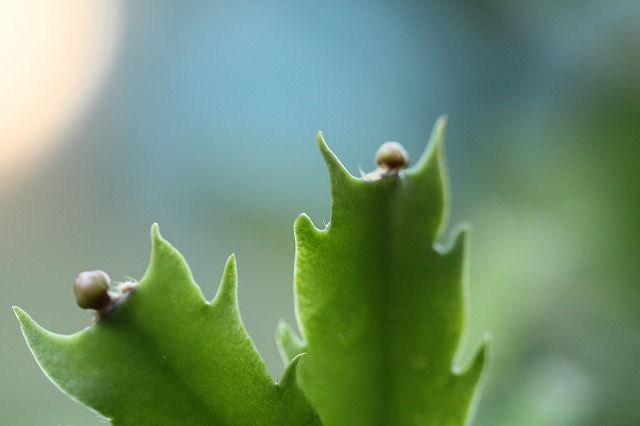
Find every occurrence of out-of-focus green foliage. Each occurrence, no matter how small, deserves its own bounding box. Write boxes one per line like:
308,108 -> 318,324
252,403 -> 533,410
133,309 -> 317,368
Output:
14,226 -> 320,426
278,118 -> 487,425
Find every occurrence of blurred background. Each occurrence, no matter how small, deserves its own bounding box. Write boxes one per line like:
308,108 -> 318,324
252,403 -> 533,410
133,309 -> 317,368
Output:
1,1 -> 639,424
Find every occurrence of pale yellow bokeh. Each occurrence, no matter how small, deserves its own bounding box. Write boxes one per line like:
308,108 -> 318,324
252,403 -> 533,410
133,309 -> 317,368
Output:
0,1 -> 122,194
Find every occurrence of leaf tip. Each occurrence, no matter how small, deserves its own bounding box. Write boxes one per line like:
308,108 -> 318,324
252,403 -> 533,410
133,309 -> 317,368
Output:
294,212 -> 322,234
436,222 -> 471,255
12,305 -> 27,324
278,352 -> 306,389
143,223 -> 202,301
294,213 -> 325,252
12,306 -> 50,348
12,306 -> 41,337
212,253 -> 239,306
149,222 -> 168,255
226,252 -> 237,266
150,222 -> 161,239
316,130 -> 332,160
455,334 -> 490,387
436,113 -> 449,129
456,334 -> 490,424
411,114 -> 449,175
223,253 -> 238,281
473,335 -> 490,371
451,221 -> 472,247
316,131 -> 354,184
432,114 -> 449,148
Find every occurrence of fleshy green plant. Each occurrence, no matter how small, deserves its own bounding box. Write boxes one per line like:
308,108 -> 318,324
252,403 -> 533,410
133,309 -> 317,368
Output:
15,117 -> 488,425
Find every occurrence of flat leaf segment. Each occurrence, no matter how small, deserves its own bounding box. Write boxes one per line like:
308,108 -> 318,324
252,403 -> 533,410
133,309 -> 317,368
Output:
279,117 -> 488,426
15,225 -> 319,426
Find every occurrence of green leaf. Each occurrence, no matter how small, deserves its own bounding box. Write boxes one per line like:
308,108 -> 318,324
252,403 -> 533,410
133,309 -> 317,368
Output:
277,117 -> 489,426
14,225 -> 320,426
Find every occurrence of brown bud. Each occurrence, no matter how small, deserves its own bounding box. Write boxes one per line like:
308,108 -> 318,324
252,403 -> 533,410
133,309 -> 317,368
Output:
74,270 -> 111,310
375,142 -> 410,171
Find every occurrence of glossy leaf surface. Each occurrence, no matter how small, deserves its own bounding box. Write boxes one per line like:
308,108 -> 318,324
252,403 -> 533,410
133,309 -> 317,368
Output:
15,225 -> 320,426
278,117 -> 488,426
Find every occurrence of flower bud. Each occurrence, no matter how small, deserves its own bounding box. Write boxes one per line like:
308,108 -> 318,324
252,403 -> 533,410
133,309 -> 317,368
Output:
375,142 -> 410,171
74,270 -> 111,310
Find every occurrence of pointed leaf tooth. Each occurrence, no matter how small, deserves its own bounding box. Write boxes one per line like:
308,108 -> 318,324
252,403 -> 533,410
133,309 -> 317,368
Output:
211,254 -> 238,307
14,305 -> 43,336
317,132 -> 360,227
277,354 -> 322,425
13,308 -> 80,377
455,336 -> 489,380
13,307 -> 101,417
411,114 -> 448,174
438,223 -> 472,365
439,222 -> 471,256
141,223 -> 205,302
294,213 -> 324,246
317,131 -> 354,186
276,320 -> 306,363
452,336 -> 490,425
278,353 -> 305,389
405,115 -> 451,241
14,306 -> 71,359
